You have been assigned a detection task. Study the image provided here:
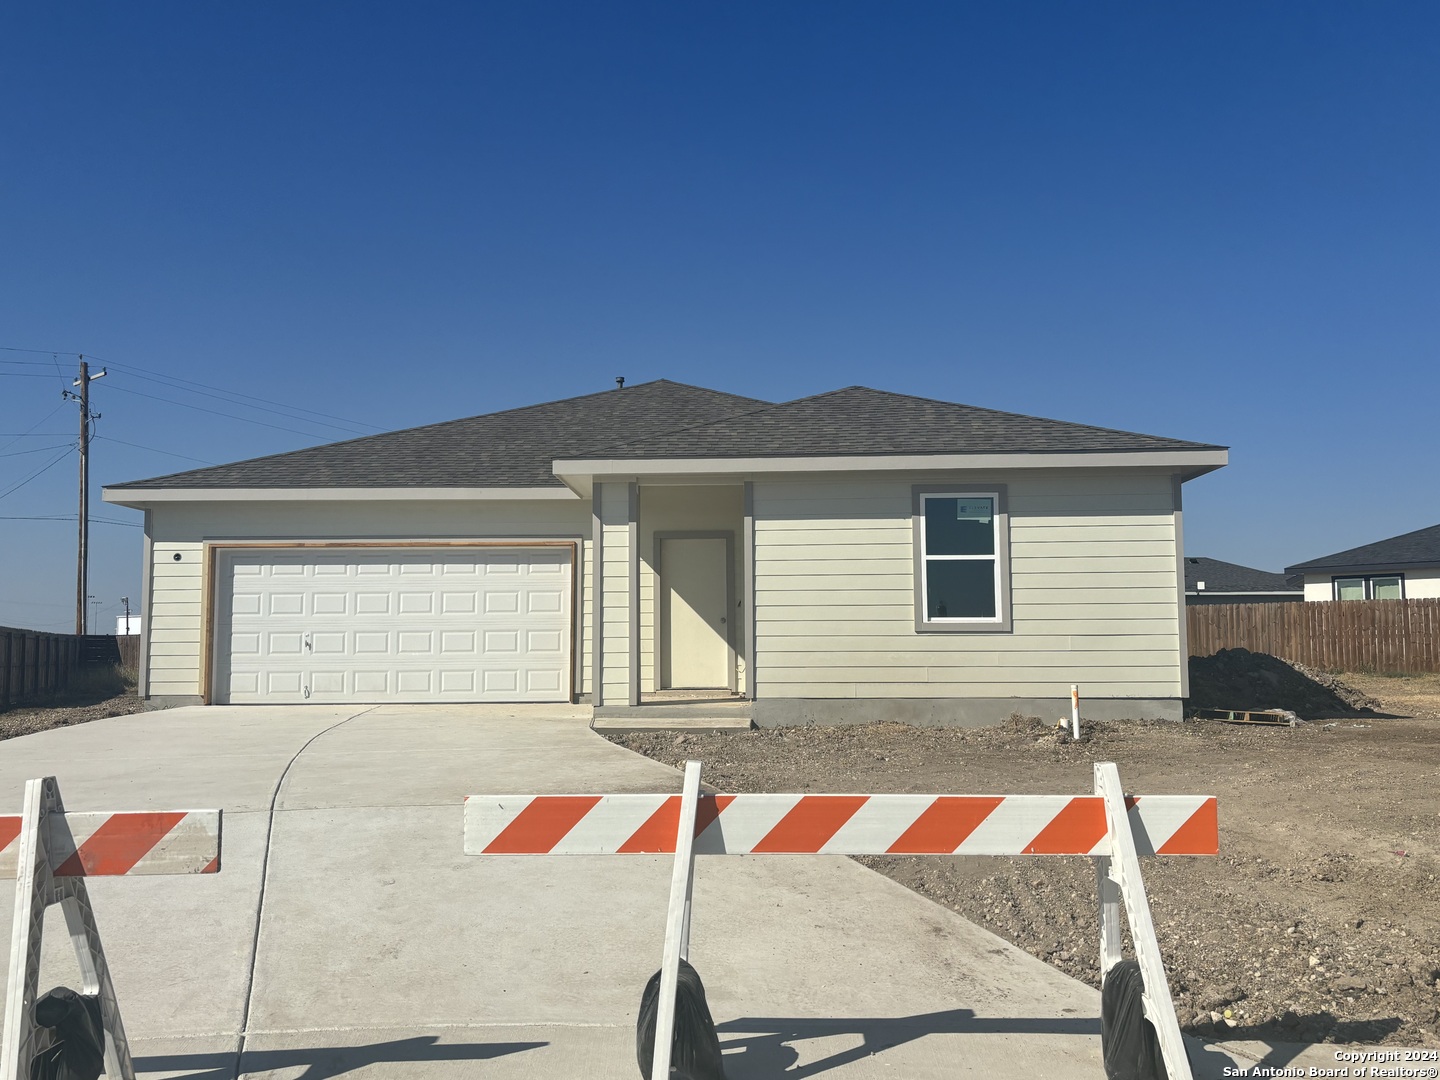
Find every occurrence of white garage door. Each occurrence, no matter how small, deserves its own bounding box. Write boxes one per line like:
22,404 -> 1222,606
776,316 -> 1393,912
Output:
215,546 -> 572,704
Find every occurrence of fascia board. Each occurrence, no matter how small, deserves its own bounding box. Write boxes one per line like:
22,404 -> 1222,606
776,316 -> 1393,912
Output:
553,448 -> 1228,481
102,485 -> 581,508
1186,590 -> 1303,596
1285,561 -> 1440,577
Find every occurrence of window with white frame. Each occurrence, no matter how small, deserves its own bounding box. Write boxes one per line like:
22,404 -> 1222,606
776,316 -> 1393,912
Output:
914,489 -> 1010,630
1332,574 -> 1404,601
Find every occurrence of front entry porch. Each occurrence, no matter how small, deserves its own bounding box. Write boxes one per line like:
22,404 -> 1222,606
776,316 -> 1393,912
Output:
590,481 -> 752,710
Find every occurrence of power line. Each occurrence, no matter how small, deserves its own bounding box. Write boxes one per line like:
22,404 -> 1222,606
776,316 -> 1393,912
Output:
0,404 -> 68,454
0,359 -> 60,367
103,384 -> 346,440
93,435 -> 214,465
4,345 -> 382,432
0,443 -> 74,459
0,372 -> 69,379
100,359 -> 382,432
0,515 -> 141,528
0,447 -> 74,502
104,368 -> 373,436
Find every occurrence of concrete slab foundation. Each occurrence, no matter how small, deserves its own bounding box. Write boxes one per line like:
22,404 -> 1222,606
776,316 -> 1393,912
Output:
752,696 -> 1185,727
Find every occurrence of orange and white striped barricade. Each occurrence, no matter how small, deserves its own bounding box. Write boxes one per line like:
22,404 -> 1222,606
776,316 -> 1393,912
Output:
465,760 -> 1217,1080
0,777 -> 222,1080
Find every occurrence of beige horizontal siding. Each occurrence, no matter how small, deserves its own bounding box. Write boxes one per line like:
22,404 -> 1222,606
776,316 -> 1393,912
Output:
753,472 -> 1182,700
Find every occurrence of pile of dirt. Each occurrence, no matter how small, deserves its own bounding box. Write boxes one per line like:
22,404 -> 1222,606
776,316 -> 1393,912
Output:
609,686 -> 1440,1048
1187,648 -> 1383,719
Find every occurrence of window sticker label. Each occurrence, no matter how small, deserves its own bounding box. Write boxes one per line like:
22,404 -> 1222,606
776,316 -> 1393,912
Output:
955,499 -> 993,522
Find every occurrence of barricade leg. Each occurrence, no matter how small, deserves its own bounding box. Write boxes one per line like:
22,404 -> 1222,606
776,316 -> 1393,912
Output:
650,760 -> 702,1080
1095,763 -> 1191,1080
1,778 -> 134,1080
1095,854 -> 1123,977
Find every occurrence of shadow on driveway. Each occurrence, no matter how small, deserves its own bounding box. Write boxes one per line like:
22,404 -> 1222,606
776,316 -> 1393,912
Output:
134,1034 -> 546,1079
717,1007 -> 1100,1077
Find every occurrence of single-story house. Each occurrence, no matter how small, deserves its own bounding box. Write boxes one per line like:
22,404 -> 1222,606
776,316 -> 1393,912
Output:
102,380 -> 1228,725
1183,557 -> 1301,605
1285,523 -> 1440,601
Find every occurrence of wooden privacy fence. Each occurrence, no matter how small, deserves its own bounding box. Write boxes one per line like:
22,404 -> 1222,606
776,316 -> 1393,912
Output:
0,630 -> 136,711
1187,598 -> 1440,674
116,634 -> 140,673
0,628 -> 83,711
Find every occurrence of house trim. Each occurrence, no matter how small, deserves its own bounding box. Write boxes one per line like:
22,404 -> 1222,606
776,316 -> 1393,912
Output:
910,484 -> 1013,634
742,481 -> 756,701
628,482 -> 640,707
1172,475 -> 1189,699
104,486 -> 580,507
592,496 -> 604,708
139,509 -> 153,699
554,448 -> 1228,487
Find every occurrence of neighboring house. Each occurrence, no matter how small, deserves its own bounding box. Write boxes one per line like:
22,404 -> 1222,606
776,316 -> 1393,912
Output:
1285,523 -> 1440,602
102,381 -> 1227,725
1183,557 -> 1301,605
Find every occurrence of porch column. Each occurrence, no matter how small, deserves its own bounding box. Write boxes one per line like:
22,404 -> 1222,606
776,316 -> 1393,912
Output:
594,481 -> 638,707
743,481 -> 756,701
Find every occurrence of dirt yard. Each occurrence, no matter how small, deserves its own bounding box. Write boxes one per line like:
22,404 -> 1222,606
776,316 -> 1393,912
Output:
0,667 -> 144,741
609,672 -> 1440,1048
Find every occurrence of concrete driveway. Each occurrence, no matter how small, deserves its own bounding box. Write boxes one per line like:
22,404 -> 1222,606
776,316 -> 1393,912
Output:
0,705 -> 1326,1079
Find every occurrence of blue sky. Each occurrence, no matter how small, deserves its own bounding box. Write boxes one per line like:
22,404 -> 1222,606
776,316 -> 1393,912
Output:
2,3 -> 1437,632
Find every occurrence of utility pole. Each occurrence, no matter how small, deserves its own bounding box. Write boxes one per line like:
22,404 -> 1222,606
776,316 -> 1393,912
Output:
65,358 -> 105,635
121,596 -> 131,635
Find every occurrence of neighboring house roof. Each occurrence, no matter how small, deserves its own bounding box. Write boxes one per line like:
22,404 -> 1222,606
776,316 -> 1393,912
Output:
1285,523 -> 1440,576
106,379 -> 1226,492
1184,557 -> 1300,595
573,386 -> 1223,460
107,380 -> 769,490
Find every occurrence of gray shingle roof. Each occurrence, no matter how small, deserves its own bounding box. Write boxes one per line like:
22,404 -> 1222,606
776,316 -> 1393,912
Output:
570,387 -> 1224,459
1184,557 -> 1300,595
109,381 -> 1223,491
110,380 -> 769,490
1285,523 -> 1440,575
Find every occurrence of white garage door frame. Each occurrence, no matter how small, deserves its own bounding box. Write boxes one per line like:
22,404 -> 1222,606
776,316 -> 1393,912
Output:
200,539 -> 582,705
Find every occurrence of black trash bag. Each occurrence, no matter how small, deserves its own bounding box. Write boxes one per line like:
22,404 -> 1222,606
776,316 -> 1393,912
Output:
635,959 -> 726,1080
29,987 -> 105,1080
1100,960 -> 1168,1080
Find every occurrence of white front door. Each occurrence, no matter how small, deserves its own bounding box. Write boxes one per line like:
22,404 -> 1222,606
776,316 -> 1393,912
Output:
659,537 -> 730,689
215,546 -> 572,704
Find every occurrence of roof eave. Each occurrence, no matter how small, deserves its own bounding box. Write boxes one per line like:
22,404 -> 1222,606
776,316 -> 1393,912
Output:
101,485 -> 581,509
1283,560 -> 1440,578
553,448 -> 1228,494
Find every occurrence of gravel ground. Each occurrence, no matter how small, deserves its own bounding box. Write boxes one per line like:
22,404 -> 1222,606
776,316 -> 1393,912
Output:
608,674 -> 1440,1048
0,672 -> 145,741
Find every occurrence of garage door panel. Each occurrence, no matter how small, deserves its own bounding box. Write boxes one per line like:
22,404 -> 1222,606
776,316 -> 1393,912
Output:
354,671 -> 388,694
313,593 -> 348,615
268,593 -> 305,616
484,591 -> 520,613
218,546 -> 572,704
356,593 -> 391,614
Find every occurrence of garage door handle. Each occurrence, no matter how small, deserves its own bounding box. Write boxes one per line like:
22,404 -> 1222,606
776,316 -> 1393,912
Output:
304,633 -> 312,652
